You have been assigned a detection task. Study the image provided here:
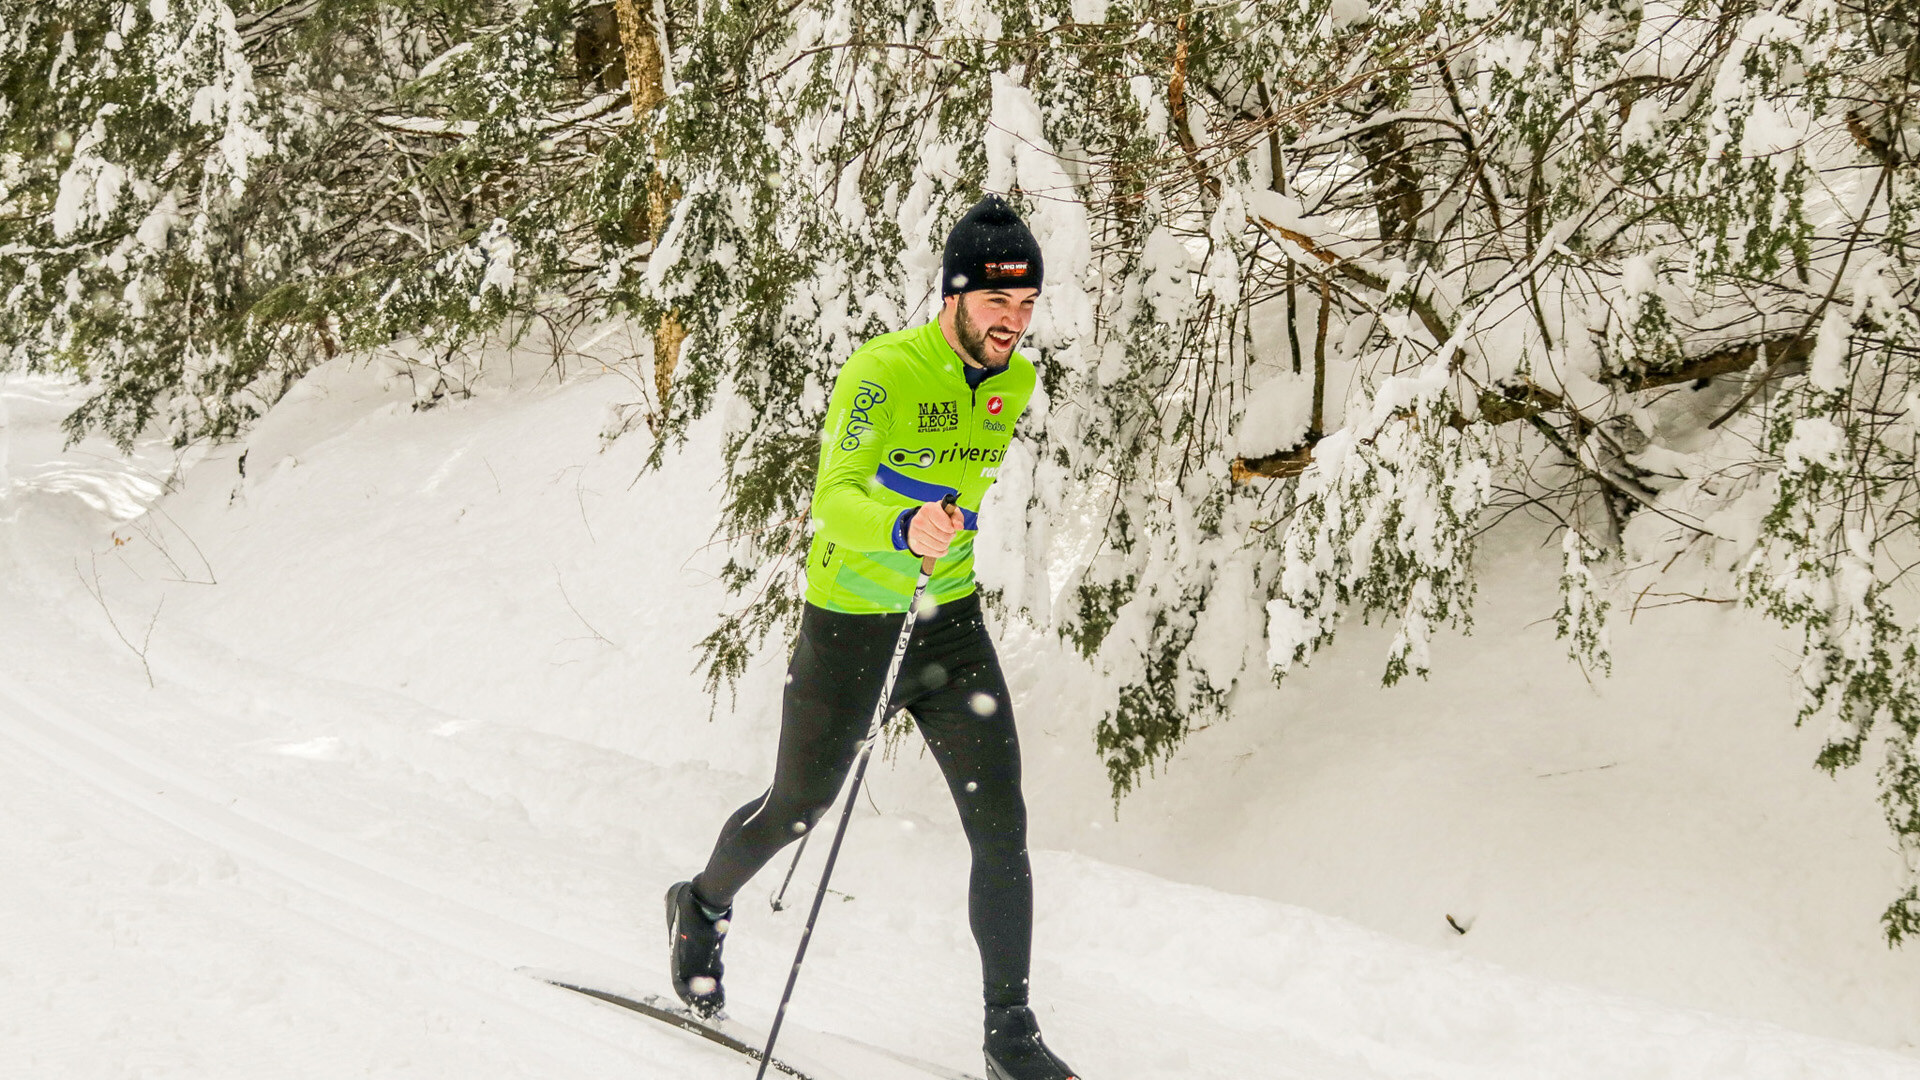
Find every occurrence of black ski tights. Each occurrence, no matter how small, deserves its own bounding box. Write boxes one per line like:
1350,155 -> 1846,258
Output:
691,593 -> 1033,1008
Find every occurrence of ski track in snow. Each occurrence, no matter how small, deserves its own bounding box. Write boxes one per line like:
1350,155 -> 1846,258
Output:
0,645 -> 994,1080
0,677 -> 727,1077
4,367 -> 1920,1078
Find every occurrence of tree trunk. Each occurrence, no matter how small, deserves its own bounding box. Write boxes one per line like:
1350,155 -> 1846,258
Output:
613,0 -> 686,416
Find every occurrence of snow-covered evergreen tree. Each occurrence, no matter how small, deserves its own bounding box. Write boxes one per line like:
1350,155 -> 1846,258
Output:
637,0 -> 1920,939
8,0 -> 1920,938
0,0 -> 655,444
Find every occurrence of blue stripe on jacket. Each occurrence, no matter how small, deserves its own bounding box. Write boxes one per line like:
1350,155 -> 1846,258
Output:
875,465 -> 980,531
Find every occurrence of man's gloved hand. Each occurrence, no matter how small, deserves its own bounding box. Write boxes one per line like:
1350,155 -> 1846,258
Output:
907,500 -> 966,558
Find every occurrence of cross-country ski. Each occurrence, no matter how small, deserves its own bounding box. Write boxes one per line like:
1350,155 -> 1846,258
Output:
535,974 -> 990,1080
538,977 -> 819,1080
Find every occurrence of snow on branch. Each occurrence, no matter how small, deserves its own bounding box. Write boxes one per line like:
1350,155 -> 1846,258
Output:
1232,334 -> 1820,482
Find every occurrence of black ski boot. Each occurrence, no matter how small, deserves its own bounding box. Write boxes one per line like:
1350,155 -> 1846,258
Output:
984,1004 -> 1080,1080
664,880 -> 729,1017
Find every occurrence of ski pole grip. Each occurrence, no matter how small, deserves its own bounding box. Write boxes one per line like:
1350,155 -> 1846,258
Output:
919,493 -> 959,575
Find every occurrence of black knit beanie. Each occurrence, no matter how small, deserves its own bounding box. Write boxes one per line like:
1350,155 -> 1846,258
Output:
942,195 -> 1044,297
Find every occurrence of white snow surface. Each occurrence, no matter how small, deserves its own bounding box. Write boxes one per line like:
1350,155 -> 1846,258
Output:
3,358 -> 1920,1078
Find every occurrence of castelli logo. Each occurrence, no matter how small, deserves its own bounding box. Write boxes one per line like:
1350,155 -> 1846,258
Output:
987,396 -> 1004,415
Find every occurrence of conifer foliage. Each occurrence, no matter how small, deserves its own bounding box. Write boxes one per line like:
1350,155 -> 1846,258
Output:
1,0 -> 646,444
7,0 -> 1920,937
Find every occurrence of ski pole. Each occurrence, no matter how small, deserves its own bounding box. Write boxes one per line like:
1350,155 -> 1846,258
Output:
767,704 -> 906,912
767,829 -> 811,912
753,495 -> 954,1080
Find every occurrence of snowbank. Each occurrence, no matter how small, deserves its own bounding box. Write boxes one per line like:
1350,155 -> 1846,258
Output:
3,359 -> 1918,1077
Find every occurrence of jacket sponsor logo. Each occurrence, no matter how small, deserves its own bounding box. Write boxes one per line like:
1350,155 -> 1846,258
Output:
886,444 -> 1005,469
987,395 -> 1004,415
936,446 -> 1004,465
984,261 -> 1029,280
982,417 -> 1007,433
839,380 -> 887,450
918,400 -> 959,432
883,441 -> 1006,466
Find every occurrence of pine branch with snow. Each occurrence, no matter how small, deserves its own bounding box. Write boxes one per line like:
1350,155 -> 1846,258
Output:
13,0 -> 1920,941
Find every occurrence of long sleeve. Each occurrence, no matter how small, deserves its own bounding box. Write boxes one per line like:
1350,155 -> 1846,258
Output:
811,350 -> 908,552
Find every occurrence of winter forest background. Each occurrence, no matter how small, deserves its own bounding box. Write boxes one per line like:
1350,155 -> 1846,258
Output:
6,0 -> 1920,1069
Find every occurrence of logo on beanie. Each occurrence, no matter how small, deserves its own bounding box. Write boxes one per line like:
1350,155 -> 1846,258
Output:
983,261 -> 1030,280
987,396 -> 1004,415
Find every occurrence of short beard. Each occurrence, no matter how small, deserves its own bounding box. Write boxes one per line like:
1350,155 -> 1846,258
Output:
953,299 -> 1011,369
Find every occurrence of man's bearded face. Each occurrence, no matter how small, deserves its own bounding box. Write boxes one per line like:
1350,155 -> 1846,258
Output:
951,289 -> 1037,368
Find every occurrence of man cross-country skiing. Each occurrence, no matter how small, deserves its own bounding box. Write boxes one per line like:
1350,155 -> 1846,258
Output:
666,195 -> 1082,1080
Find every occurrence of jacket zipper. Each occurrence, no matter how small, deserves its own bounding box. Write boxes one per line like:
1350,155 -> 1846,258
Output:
933,370 -> 981,584
961,381 -> 979,506
950,352 -> 1005,564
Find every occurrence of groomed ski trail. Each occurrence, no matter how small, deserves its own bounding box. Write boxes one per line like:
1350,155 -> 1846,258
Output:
0,670 -> 970,1080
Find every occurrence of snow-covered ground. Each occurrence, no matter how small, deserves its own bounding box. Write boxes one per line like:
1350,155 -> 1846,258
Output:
3,357 -> 1919,1078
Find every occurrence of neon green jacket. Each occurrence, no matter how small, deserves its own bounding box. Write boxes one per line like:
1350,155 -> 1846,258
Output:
805,319 -> 1036,614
